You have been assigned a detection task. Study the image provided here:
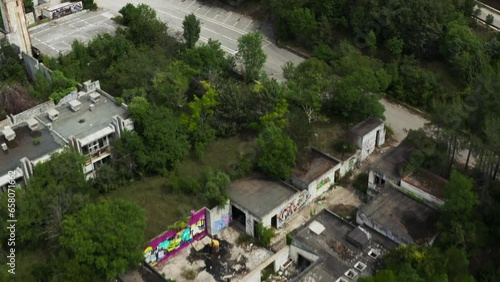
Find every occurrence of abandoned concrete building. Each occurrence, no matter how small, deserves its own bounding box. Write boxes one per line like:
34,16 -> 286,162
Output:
287,209 -> 397,282
0,80 -> 133,191
291,148 -> 342,200
367,143 -> 448,209
356,186 -> 439,246
229,174 -> 301,237
347,117 -> 385,161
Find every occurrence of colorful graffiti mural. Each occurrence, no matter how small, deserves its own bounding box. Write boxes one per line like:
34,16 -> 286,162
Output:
212,214 -> 232,234
277,191 -> 311,225
144,209 -> 206,267
316,177 -> 331,189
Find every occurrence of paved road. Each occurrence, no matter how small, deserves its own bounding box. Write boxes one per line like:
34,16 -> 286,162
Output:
476,3 -> 500,29
381,99 -> 429,144
94,0 -> 304,81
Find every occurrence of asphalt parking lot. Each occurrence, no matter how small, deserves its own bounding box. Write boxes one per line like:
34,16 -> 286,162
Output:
96,0 -> 304,81
29,10 -> 119,57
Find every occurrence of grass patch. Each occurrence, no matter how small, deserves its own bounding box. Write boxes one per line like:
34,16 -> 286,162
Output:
177,134 -> 256,181
15,250 -> 47,282
28,18 -> 50,29
309,122 -> 347,157
181,267 -> 198,280
107,134 -> 255,241
329,204 -> 358,222
106,176 -> 206,241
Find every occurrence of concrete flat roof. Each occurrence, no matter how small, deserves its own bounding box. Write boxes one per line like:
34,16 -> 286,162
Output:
293,149 -> 340,185
350,117 -> 384,137
229,174 -> 298,219
37,93 -> 128,141
291,210 -> 397,282
359,187 -> 438,244
0,126 -> 62,176
370,144 -> 413,180
402,169 -> 448,200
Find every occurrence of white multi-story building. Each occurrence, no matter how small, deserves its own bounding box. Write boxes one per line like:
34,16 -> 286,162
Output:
0,80 -> 134,191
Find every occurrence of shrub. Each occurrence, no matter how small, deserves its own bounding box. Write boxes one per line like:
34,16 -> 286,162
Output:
181,268 -> 197,280
255,222 -> 275,248
114,97 -> 124,106
486,14 -> 494,25
352,173 -> 369,193
33,136 -> 40,145
286,233 -> 293,245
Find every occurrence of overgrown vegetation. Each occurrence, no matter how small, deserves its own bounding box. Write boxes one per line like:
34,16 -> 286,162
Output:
255,222 -> 275,248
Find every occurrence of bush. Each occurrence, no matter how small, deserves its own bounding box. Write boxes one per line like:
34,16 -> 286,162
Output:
286,233 -> 293,245
114,97 -> 124,106
255,222 -> 275,248
33,136 -> 40,145
486,14 -> 494,25
166,174 -> 201,195
181,268 -> 197,280
352,173 -> 369,193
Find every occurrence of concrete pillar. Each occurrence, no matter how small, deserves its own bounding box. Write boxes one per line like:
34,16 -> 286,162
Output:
1,0 -> 32,56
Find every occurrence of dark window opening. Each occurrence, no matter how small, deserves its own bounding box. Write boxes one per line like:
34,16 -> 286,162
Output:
297,254 -> 311,272
231,205 -> 246,231
271,215 -> 277,229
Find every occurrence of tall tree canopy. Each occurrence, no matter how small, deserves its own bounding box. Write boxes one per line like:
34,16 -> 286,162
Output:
58,199 -> 146,281
183,13 -> 201,49
256,124 -> 297,180
237,32 -> 267,81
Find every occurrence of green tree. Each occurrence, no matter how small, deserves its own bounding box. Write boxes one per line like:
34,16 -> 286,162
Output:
284,8 -> 318,43
486,14 -> 494,25
440,20 -> 488,82
256,124 -> 297,180
11,149 -> 90,248
82,0 -> 97,10
182,39 -> 235,81
203,169 -> 231,208
153,60 -> 199,109
0,38 -> 28,85
237,32 -> 267,82
386,36 -> 404,58
118,4 -> 168,46
58,199 -> 146,281
128,96 -> 150,127
183,13 -> 201,49
366,30 -> 377,56
181,81 -> 218,156
438,171 -> 479,248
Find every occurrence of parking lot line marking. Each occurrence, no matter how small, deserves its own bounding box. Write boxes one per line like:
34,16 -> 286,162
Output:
223,12 -> 232,23
187,0 -> 196,9
244,20 -> 253,30
204,7 -> 212,16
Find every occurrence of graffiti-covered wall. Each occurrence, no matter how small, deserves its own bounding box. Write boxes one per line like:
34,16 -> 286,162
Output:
206,201 -> 232,236
277,190 -> 311,227
144,209 -> 207,267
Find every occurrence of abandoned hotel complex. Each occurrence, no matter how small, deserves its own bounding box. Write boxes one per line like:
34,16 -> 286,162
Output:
0,1 -> 455,282
0,80 -> 134,191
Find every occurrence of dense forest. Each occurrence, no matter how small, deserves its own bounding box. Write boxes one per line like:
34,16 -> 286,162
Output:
0,0 -> 499,281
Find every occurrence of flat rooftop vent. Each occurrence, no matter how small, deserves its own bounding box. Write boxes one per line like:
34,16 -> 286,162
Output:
1,143 -> 7,151
309,220 -> 326,235
354,261 -> 367,272
47,109 -> 59,121
27,118 -> 39,131
89,93 -> 100,103
2,126 -> 16,141
68,99 -> 82,112
368,249 -> 380,259
344,269 -> 359,280
335,277 -> 349,282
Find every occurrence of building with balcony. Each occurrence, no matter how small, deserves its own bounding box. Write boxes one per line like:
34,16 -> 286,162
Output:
0,80 -> 133,191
